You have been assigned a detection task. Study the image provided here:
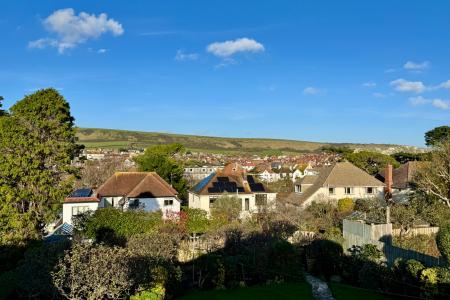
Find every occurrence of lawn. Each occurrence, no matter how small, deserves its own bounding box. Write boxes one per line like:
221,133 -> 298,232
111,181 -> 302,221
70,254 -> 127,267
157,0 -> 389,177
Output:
330,283 -> 393,300
176,282 -> 314,300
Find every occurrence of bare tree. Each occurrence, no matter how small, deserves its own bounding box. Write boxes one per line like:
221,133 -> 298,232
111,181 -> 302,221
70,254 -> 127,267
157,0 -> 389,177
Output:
76,157 -> 131,188
414,139 -> 450,207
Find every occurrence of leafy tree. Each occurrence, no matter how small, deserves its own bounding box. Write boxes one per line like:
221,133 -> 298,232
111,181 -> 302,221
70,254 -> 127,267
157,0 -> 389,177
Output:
414,139 -> 450,207
184,207 -> 209,235
0,88 -> 78,245
436,222 -> 450,264
391,151 -> 430,164
344,150 -> 399,175
135,143 -> 188,198
210,194 -> 242,223
425,126 -> 450,147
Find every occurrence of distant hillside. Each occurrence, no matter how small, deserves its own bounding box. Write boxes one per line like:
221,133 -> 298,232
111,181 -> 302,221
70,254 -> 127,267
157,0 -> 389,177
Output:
76,128 -> 423,155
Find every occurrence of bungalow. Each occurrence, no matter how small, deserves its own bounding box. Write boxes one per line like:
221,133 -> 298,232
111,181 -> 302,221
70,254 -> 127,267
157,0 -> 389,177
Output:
188,163 -> 277,217
293,161 -> 385,207
62,172 -> 180,225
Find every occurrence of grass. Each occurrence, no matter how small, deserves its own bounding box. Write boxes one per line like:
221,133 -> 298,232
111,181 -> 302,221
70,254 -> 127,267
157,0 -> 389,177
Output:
330,283 -> 393,300
76,127 -> 415,155
176,282 -> 314,300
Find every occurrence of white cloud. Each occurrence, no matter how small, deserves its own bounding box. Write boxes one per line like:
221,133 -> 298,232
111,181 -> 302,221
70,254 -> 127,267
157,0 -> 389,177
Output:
385,68 -> 396,73
363,81 -> 376,88
409,96 -> 430,106
404,61 -> 430,71
97,48 -> 107,54
439,80 -> 450,89
29,8 -> 123,53
390,78 -> 425,93
174,50 -> 198,61
206,37 -> 264,57
409,96 -> 449,110
303,86 -> 324,95
432,99 -> 449,110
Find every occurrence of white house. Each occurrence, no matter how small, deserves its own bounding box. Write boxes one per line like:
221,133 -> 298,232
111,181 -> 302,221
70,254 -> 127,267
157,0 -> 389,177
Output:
62,188 -> 100,225
96,172 -> 180,218
62,172 -> 180,225
183,166 -> 222,182
188,163 -> 277,217
258,169 -> 281,182
291,169 -> 303,182
293,161 -> 385,207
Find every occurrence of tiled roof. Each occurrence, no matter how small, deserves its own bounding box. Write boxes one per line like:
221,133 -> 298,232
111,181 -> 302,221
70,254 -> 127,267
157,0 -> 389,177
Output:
377,161 -> 426,189
190,163 -> 272,195
294,161 -> 384,203
96,172 -> 177,198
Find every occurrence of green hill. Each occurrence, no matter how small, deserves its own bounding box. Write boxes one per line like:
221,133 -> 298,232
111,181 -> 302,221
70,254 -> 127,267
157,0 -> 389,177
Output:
76,128 -> 421,155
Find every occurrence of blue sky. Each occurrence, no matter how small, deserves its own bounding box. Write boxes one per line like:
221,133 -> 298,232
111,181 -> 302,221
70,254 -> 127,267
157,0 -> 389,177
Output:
1,1 -> 450,146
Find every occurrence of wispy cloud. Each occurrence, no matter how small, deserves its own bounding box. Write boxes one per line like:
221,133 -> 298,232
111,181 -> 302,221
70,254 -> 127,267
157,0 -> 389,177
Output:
409,96 -> 449,110
28,8 -> 123,53
372,92 -> 387,98
303,86 -> 325,96
174,50 -> 198,61
206,37 -> 264,57
390,78 -> 425,93
362,81 -> 376,88
385,68 -> 396,73
403,60 -> 430,71
97,48 -> 107,54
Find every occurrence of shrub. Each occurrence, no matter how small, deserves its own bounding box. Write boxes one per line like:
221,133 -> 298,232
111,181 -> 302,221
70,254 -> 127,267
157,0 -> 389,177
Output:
52,242 -> 133,299
436,222 -> 450,264
338,198 -> 354,213
82,208 -> 163,244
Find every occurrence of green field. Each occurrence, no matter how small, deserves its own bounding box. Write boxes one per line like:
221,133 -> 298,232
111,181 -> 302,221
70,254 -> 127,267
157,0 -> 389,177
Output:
76,127 -> 417,155
176,282 -> 393,300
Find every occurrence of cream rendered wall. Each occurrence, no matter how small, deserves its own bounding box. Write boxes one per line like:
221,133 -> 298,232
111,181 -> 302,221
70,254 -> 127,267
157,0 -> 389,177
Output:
302,186 -> 384,207
62,202 -> 99,225
129,197 -> 180,218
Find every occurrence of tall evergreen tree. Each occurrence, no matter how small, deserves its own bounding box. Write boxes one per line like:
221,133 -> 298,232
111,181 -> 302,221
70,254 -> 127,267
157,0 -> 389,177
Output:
0,96 -> 5,116
0,89 -> 78,245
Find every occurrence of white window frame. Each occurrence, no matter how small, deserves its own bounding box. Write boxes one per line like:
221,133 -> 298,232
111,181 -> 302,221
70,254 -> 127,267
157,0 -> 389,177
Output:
72,205 -> 89,216
344,187 -> 353,195
164,199 -> 174,206
329,187 -> 335,195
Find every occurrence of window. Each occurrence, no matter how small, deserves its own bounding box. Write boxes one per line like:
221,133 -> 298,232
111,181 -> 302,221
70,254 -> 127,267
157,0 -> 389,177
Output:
128,199 -> 140,209
344,187 -> 353,195
255,194 -> 267,206
329,187 -> 335,195
366,187 -> 374,194
164,199 -> 174,206
295,185 -> 302,193
72,206 -> 89,216
209,197 -> 217,208
244,198 -> 250,211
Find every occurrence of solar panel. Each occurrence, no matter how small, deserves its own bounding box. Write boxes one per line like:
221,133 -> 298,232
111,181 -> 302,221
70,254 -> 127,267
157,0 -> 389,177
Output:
250,183 -> 265,192
193,172 -> 216,193
70,188 -> 93,198
247,175 -> 255,184
217,177 -> 230,182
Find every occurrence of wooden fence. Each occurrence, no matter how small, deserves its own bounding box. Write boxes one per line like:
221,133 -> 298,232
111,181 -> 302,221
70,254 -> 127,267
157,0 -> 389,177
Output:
343,219 -> 443,267
392,226 -> 439,237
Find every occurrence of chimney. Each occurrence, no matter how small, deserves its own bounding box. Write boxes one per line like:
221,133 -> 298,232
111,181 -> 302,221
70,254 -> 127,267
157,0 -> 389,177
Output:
384,164 -> 393,200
